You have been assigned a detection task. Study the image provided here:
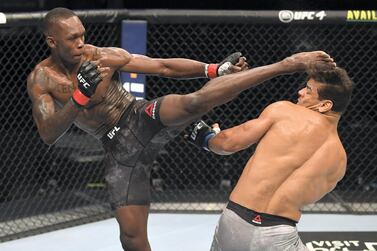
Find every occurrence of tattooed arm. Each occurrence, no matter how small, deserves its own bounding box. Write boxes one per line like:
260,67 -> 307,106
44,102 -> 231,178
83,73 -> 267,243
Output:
27,67 -> 80,145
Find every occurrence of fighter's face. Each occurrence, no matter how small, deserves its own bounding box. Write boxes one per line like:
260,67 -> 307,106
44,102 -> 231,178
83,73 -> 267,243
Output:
48,16 -> 85,64
297,79 -> 323,111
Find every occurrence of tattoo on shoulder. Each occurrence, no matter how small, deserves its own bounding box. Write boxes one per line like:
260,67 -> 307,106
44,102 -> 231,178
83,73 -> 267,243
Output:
55,83 -> 74,94
34,68 -> 48,85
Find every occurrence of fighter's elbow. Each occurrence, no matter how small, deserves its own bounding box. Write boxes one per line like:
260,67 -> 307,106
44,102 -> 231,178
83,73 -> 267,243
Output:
213,149 -> 234,156
39,130 -> 58,146
221,143 -> 240,154
41,135 -> 57,146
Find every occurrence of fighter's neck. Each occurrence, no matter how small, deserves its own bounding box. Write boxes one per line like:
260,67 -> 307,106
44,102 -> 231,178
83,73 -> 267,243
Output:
306,106 -> 341,129
50,53 -> 80,74
321,112 -> 341,129
306,104 -> 341,125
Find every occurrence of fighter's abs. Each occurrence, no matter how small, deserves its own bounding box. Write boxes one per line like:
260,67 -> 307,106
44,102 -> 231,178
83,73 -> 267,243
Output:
74,79 -> 135,138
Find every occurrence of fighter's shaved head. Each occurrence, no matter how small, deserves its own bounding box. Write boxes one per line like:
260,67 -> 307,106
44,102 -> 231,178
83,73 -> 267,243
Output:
42,7 -> 77,35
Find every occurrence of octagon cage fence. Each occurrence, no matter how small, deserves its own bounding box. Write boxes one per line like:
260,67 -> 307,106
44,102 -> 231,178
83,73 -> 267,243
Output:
0,9 -> 376,241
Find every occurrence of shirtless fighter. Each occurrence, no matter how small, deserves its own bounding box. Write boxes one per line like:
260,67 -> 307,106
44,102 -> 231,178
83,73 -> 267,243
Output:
188,66 -> 353,250
27,7 -> 335,251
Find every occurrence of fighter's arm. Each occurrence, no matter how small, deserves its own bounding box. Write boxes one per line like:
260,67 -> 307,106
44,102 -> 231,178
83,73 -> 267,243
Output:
117,50 -> 335,78
121,53 -> 207,79
27,69 -> 80,145
208,103 -> 281,155
89,45 -> 247,79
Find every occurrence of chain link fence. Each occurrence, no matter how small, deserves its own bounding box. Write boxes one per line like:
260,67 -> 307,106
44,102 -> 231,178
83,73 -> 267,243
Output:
0,10 -> 376,241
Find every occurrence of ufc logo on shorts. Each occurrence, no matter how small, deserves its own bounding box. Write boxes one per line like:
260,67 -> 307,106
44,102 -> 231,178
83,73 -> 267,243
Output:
107,126 -> 120,139
77,73 -> 90,89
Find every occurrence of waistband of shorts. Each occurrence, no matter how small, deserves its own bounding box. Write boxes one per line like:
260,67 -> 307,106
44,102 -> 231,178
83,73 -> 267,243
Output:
227,200 -> 297,227
100,99 -> 137,146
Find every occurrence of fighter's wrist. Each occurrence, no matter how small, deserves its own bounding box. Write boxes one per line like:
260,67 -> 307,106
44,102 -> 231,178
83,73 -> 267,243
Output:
72,89 -> 90,107
70,97 -> 83,110
203,132 -> 216,151
279,58 -> 303,74
205,64 -> 219,78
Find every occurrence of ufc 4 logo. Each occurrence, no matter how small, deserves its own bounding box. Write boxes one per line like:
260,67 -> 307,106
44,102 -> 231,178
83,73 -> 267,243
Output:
279,10 -> 326,23
77,73 -> 90,89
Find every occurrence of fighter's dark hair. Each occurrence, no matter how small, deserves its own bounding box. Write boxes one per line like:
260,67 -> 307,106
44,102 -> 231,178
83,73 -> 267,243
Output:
309,67 -> 354,113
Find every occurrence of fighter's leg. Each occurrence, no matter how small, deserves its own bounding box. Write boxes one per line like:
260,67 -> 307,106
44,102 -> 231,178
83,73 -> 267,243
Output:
159,51 -> 335,127
116,205 -> 151,251
159,65 -> 275,126
103,123 -> 153,251
210,208 -> 253,251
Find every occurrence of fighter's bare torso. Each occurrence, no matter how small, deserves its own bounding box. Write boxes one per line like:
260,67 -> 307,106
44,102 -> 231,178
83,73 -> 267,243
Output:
229,101 -> 347,221
28,44 -> 133,138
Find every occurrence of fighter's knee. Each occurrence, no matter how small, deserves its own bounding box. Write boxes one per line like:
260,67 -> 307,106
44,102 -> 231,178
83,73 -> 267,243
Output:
120,232 -> 150,251
184,92 -> 212,115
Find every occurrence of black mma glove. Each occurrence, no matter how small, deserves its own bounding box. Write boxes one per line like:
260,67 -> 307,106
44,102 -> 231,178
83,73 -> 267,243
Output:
186,120 -> 219,151
72,61 -> 102,107
205,52 -> 242,78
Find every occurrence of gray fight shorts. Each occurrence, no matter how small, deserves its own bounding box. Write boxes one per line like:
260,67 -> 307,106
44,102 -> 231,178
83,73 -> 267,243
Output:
101,97 -> 183,209
210,201 -> 308,251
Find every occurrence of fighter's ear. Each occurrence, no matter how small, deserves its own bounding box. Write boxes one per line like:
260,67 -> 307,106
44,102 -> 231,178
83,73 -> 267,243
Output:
318,100 -> 333,113
46,35 -> 56,49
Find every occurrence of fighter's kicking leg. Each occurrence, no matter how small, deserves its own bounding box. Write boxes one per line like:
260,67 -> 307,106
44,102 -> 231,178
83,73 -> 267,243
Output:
159,51 -> 335,127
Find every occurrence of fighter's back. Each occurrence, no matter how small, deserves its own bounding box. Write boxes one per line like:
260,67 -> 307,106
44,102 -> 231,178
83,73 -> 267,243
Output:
230,101 -> 346,221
